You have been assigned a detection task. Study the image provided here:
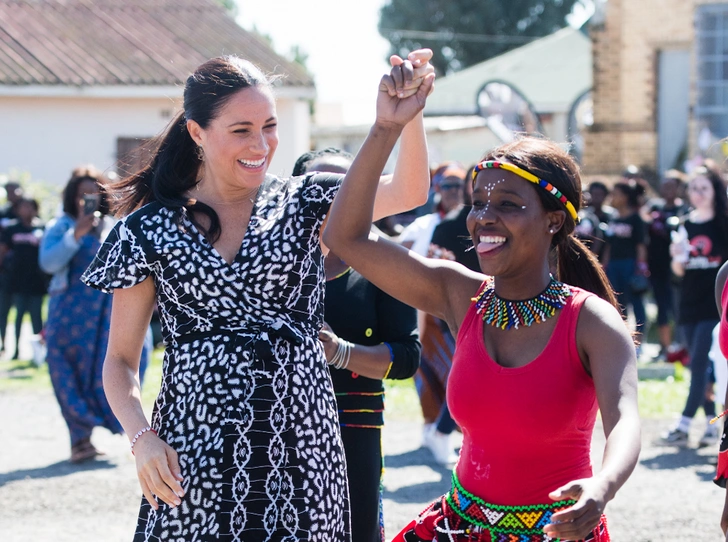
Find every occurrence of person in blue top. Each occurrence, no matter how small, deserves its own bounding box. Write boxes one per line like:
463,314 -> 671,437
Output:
40,166 -> 147,463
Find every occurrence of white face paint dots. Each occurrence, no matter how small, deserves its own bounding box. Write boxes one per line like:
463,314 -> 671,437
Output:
476,178 -> 505,217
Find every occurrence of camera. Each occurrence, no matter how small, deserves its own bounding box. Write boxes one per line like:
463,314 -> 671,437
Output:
81,194 -> 99,215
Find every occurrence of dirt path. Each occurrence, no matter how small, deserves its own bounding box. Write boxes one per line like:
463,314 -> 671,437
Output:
0,388 -> 725,541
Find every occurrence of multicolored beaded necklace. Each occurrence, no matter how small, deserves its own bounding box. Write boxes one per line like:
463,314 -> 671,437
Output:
473,276 -> 572,330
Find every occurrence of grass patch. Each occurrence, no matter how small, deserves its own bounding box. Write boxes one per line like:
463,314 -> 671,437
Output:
638,373 -> 690,419
141,348 -> 164,409
384,378 -> 422,421
0,358 -> 51,390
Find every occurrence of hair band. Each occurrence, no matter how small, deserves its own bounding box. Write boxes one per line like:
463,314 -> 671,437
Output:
472,160 -> 579,221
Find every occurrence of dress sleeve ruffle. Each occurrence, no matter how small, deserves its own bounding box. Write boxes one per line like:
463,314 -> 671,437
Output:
81,219 -> 151,293
299,172 -> 343,221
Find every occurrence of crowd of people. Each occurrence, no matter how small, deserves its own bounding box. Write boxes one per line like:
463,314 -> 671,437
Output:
2,48 -> 728,541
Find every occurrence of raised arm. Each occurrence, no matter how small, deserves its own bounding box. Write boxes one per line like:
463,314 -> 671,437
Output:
323,65 -> 481,334
371,50 -> 433,221
104,279 -> 185,511
544,296 -> 641,540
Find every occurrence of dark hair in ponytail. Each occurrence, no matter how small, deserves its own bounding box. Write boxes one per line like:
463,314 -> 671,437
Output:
482,137 -> 619,309
111,56 -> 273,242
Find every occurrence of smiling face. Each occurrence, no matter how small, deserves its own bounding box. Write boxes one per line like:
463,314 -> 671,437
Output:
467,168 -> 563,280
188,85 -> 278,192
687,175 -> 715,211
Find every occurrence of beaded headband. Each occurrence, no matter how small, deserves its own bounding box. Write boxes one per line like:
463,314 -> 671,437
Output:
472,160 -> 579,221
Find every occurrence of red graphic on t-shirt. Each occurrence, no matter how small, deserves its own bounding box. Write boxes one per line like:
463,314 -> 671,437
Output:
690,235 -> 713,257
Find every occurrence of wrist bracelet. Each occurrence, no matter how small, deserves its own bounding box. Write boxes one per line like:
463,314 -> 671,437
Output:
130,426 -> 157,455
329,339 -> 353,370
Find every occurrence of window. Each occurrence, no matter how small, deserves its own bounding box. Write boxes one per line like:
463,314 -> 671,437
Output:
695,4 -> 728,150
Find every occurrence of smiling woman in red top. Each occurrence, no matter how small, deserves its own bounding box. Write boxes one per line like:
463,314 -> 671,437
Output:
324,88 -> 641,541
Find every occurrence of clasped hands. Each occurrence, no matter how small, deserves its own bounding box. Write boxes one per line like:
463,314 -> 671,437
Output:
377,49 -> 436,128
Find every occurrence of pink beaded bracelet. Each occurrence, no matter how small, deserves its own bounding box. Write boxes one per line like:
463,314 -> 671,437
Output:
130,426 -> 157,455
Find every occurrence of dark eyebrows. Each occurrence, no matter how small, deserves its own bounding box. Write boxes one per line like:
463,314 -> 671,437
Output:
227,116 -> 277,128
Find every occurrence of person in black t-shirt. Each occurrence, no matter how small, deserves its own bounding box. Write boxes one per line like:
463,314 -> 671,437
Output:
577,181 -> 615,260
0,197 -> 48,359
603,181 -> 649,346
646,171 -> 688,359
0,181 -> 24,355
295,148 -> 422,542
662,163 -> 728,447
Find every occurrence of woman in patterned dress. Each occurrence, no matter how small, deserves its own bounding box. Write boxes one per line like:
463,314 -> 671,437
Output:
324,124 -> 642,539
81,54 -> 434,541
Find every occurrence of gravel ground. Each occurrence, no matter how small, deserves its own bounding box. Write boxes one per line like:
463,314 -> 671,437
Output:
0,388 -> 725,541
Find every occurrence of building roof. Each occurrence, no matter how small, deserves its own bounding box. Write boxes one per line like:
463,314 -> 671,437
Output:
0,0 -> 314,88
424,26 -> 591,116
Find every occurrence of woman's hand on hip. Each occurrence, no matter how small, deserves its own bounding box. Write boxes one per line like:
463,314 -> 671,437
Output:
134,433 -> 185,510
542,477 -> 609,541
318,321 -> 338,363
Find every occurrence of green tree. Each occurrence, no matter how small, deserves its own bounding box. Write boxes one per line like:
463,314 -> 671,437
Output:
288,45 -> 311,74
215,0 -> 237,15
379,0 -> 582,74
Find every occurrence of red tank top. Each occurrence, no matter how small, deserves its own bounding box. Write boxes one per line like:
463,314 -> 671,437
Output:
448,284 -> 597,506
719,284 -> 728,357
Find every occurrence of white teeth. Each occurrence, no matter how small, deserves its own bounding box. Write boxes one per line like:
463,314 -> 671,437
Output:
238,157 -> 265,167
479,235 -> 506,243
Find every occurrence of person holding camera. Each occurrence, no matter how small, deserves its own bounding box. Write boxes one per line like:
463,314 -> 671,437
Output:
39,166 -> 147,463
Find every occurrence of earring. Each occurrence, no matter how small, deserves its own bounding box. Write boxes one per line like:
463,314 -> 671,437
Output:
196,145 -> 204,161
549,228 -> 554,234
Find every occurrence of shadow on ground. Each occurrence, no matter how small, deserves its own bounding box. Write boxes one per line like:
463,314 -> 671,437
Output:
0,458 -> 117,488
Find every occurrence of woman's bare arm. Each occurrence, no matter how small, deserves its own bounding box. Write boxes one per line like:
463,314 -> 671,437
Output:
104,279 -> 185,510
544,296 -> 641,540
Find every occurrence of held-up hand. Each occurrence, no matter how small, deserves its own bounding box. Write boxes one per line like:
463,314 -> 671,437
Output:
377,50 -> 435,129
387,49 -> 436,99
74,210 -> 100,241
133,432 -> 185,510
318,321 -> 339,363
542,477 -> 609,541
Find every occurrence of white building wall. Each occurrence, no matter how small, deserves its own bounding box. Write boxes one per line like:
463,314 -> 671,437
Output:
272,98 -> 311,177
0,94 -> 310,184
0,96 -> 179,184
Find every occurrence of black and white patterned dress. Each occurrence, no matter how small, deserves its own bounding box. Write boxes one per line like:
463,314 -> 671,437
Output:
82,173 -> 350,542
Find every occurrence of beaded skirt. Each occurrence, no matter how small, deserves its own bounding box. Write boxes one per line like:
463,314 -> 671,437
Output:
392,472 -> 610,542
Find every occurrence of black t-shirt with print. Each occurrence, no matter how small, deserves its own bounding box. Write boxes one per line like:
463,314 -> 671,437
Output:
1,222 -> 48,295
647,201 -> 688,279
679,218 -> 728,323
605,212 -> 646,261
